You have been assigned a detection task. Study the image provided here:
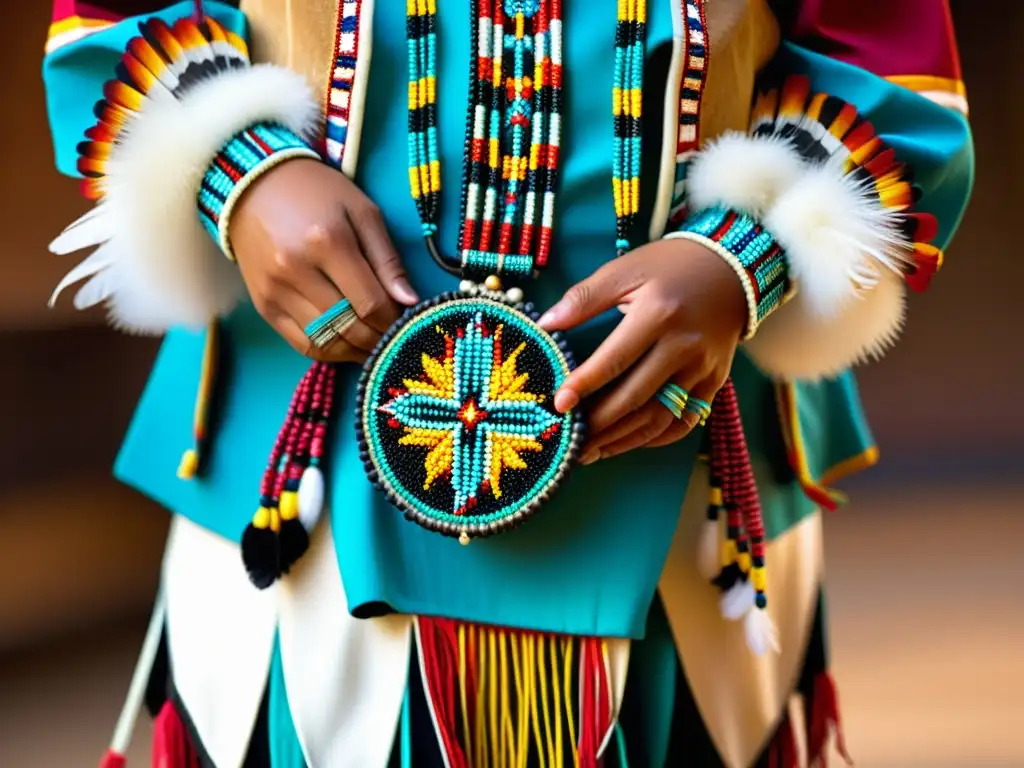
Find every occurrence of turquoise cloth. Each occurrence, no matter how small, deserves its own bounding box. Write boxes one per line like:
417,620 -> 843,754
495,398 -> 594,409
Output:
268,636 -> 308,768
42,2 -> 973,639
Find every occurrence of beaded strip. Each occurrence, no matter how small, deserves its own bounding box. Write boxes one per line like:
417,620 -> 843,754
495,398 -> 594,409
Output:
668,0 -> 709,225
612,0 -> 647,255
407,0 -> 563,279
324,0 -> 365,168
198,123 -> 319,259
667,207 -> 791,339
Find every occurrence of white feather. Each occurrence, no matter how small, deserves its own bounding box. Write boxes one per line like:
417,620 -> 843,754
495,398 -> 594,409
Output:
720,580 -> 755,621
74,271 -> 119,310
48,65 -> 320,334
744,608 -> 780,656
696,519 -> 720,581
49,246 -> 114,308
49,205 -> 113,254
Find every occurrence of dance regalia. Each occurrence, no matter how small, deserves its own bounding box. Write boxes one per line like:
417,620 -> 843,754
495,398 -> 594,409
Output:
43,1 -> 972,766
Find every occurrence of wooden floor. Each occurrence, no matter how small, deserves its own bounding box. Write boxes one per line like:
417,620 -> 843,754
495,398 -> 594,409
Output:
1,482 -> 1022,767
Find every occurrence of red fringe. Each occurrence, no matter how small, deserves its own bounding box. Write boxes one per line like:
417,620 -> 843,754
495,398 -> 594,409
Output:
416,618 -> 470,768
806,672 -> 853,768
417,618 -> 612,766
767,713 -> 799,768
152,701 -> 201,768
98,749 -> 126,768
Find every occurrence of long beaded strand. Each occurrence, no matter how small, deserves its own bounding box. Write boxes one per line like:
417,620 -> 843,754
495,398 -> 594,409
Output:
242,363 -> 333,588
407,0 -> 564,281
612,0 -> 647,255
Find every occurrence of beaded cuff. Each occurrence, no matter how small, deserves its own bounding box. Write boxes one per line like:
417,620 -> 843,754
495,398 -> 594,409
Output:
668,207 -> 791,340
198,123 -> 320,260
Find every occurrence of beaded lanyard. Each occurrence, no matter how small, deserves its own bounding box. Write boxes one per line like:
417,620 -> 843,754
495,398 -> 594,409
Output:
409,0 -> 565,281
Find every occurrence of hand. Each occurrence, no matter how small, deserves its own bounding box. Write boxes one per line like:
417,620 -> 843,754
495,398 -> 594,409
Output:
230,158 -> 419,362
538,238 -> 747,463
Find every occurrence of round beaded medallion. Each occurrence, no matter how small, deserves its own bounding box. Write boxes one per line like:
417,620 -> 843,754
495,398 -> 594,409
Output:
356,292 -> 583,543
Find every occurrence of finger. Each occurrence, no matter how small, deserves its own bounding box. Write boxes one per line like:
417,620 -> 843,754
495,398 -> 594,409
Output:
279,281 -> 380,352
580,406 -> 656,464
348,206 -> 419,306
538,258 -> 642,333
309,221 -> 399,334
644,377 -> 717,449
552,311 -> 661,413
597,404 -> 676,461
586,342 -> 699,434
269,313 -> 363,363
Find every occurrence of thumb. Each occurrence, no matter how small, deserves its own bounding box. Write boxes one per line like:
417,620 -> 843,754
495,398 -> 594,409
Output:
538,260 -> 634,332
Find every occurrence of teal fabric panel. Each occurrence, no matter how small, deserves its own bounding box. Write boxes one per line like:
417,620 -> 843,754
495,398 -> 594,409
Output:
268,635 -> 309,768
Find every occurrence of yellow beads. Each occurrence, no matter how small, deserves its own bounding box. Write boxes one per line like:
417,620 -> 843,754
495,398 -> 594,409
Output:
279,490 -> 299,521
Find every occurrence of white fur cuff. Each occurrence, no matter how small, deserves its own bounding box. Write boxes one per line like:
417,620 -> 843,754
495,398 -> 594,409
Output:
49,65 -> 321,334
685,132 -> 911,382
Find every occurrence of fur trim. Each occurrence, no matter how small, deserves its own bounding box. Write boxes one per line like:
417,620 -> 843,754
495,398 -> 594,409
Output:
747,160 -> 910,381
49,65 -> 321,334
743,269 -> 905,381
686,131 -> 807,218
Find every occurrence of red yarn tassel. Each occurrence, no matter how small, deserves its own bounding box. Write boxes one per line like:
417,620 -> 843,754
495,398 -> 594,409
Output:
98,749 -> 126,768
806,672 -> 853,768
578,637 -> 610,768
416,618 -> 469,768
152,701 -> 201,768
767,713 -> 799,768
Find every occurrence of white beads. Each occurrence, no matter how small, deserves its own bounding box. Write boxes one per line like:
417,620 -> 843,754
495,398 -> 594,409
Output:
506,286 -> 525,303
459,279 -> 476,293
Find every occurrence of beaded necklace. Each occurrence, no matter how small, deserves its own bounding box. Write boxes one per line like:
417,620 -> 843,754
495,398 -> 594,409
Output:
356,0 -> 584,544
409,0 -> 565,280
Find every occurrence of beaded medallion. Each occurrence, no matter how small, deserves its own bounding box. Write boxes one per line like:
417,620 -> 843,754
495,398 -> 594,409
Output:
357,292 -> 582,542
356,0 -> 584,539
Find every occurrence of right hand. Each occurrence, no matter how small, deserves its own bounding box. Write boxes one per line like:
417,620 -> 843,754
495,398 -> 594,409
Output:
229,157 -> 419,362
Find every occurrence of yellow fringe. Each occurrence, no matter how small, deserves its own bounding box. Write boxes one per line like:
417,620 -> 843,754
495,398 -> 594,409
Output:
435,626 -> 598,767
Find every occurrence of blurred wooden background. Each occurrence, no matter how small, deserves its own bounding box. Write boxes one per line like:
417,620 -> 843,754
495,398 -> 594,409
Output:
0,0 -> 1021,766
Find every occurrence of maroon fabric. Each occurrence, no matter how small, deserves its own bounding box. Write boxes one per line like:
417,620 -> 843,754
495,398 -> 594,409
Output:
787,0 -> 962,80
51,0 -> 181,25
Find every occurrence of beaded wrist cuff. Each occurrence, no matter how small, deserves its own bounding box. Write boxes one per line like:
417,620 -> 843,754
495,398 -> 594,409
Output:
198,123 -> 320,260
667,207 -> 791,340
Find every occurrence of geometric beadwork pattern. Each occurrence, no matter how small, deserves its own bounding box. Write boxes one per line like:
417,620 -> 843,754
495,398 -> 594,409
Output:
357,293 -> 583,541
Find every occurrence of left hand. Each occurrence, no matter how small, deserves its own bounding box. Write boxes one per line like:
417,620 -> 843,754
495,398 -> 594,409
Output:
538,237 -> 748,464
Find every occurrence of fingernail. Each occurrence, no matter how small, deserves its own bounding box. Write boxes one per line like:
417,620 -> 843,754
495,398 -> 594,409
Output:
579,450 -> 599,466
392,278 -> 419,305
554,388 -> 579,413
538,309 -> 559,330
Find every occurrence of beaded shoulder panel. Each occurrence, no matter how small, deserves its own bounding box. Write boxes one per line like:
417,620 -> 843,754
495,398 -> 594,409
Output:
356,292 -> 584,542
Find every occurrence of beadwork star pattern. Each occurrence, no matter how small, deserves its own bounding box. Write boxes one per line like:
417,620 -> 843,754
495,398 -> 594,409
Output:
380,311 -> 561,515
